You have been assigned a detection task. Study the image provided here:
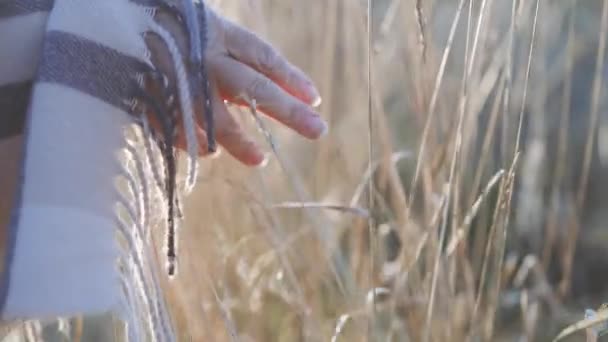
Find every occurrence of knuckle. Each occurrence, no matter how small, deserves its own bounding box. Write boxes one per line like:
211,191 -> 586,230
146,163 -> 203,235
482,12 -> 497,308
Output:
258,44 -> 282,74
286,102 -> 305,123
246,76 -> 274,100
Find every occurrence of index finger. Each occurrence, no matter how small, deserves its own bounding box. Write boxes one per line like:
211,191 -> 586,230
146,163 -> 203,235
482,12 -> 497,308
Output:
222,18 -> 322,107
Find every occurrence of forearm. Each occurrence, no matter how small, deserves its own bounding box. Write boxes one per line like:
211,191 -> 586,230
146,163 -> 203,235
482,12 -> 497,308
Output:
0,0 -> 153,325
0,1 -> 52,139
0,0 -> 50,318
0,2 -> 203,340
0,136 -> 23,258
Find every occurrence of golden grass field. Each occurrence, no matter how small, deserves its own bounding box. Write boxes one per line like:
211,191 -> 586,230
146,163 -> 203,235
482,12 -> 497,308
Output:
4,0 -> 608,341
156,1 -> 608,341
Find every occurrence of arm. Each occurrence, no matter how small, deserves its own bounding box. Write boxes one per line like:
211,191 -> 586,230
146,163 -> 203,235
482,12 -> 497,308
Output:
0,1 -> 324,339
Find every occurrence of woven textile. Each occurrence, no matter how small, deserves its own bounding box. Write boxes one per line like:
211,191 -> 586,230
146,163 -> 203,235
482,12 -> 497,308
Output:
0,1 -> 213,340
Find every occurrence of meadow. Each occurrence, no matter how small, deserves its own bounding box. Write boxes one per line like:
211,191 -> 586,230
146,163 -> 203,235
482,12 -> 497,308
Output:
4,0 -> 608,341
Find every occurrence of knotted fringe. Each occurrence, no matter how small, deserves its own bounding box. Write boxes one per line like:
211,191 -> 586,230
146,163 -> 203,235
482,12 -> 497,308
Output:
118,0 -> 219,338
0,0 -> 216,341
116,139 -> 175,341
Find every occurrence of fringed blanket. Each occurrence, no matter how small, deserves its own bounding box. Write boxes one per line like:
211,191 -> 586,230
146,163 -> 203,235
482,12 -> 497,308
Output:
0,1 -> 214,340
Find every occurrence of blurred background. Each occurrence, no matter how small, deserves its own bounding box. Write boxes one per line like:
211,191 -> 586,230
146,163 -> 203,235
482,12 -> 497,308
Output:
5,0 -> 608,341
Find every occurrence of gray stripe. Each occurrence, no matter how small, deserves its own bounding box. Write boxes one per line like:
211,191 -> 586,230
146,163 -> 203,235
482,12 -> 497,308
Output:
39,31 -> 150,114
129,0 -> 179,7
0,82 -> 32,139
0,0 -> 54,18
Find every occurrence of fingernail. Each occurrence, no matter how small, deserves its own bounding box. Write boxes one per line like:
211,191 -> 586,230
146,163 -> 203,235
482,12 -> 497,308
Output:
303,114 -> 328,138
319,120 -> 329,137
303,80 -> 322,107
255,153 -> 271,169
311,95 -> 322,108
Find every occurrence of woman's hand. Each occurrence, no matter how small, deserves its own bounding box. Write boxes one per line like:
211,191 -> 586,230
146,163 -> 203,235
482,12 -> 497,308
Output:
149,5 -> 326,167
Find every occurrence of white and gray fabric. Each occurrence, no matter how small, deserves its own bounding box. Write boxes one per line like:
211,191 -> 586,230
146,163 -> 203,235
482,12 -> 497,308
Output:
0,1 -> 214,340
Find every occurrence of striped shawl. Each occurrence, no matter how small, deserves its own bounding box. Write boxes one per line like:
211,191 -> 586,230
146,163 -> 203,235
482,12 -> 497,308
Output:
0,0 -> 215,340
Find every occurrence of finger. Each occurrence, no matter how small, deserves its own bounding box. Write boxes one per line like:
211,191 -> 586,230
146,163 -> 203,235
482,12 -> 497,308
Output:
170,82 -> 265,166
205,87 -> 266,166
184,84 -> 265,166
214,56 -> 328,140
175,121 -> 211,157
222,19 -> 321,107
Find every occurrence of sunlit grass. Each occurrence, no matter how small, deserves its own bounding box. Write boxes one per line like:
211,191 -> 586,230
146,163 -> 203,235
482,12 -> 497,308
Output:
4,0 -> 608,341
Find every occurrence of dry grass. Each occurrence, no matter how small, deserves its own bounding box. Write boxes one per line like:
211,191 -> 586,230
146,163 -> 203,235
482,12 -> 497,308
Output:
5,0 -> 608,341
162,0 -> 608,341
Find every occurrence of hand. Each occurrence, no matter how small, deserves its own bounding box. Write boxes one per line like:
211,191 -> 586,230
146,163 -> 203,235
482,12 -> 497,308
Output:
148,5 -> 326,167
